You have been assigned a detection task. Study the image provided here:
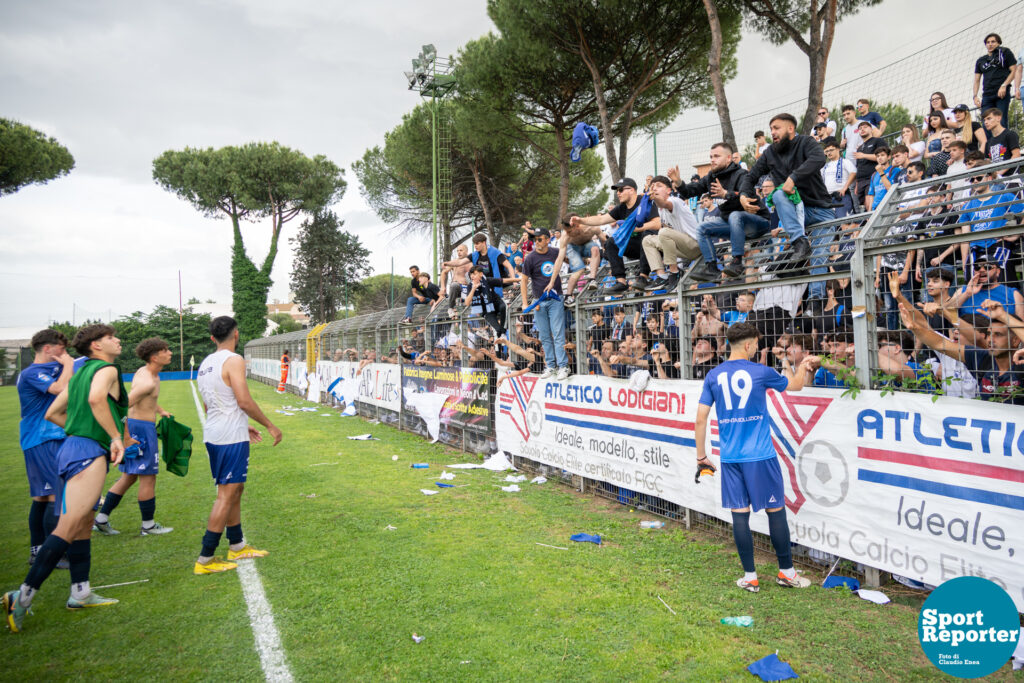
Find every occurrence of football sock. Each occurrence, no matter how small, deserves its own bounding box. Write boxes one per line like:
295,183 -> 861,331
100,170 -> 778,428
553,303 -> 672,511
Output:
23,534 -> 70,597
731,511 -> 756,573
29,500 -> 48,547
139,498 -> 156,527
44,501 -> 58,536
200,529 -> 222,560
68,539 -> 91,588
226,524 -> 244,549
781,567 -> 796,580
70,580 -> 91,601
767,508 -> 794,571
744,572 -> 758,582
97,491 -> 123,522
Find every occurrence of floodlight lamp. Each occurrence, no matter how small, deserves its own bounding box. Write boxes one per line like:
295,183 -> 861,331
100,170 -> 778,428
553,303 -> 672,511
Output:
422,44 -> 437,63
404,71 -> 416,87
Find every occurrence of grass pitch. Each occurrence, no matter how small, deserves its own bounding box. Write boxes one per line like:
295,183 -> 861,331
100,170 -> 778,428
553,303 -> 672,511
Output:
1,381 -> 1016,681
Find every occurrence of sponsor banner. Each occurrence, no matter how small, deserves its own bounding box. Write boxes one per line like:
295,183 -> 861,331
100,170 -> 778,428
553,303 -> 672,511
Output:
401,365 -> 490,426
248,358 -> 281,382
496,374 -> 1024,610
314,361 -> 400,411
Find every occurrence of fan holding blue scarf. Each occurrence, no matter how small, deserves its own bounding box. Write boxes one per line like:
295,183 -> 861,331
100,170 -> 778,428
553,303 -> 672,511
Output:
569,178 -> 659,293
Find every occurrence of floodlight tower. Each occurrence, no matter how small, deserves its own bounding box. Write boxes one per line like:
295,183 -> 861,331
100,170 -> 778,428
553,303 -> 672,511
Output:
405,44 -> 456,276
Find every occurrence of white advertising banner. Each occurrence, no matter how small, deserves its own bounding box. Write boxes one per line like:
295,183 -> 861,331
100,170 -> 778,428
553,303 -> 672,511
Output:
496,374 -> 1024,610
316,361 -> 400,412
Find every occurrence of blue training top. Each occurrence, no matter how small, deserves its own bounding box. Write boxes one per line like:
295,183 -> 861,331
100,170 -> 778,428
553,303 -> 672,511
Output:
699,359 -> 788,463
17,361 -> 67,451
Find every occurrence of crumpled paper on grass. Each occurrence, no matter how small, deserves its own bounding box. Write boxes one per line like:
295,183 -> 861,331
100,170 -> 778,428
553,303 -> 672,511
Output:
448,451 -> 514,471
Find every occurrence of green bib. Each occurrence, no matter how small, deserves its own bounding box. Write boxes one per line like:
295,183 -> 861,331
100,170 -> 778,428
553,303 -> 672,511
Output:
64,359 -> 129,450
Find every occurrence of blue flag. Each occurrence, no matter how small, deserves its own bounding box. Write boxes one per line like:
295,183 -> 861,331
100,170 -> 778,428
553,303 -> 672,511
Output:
611,193 -> 651,256
570,123 -> 600,162
522,289 -> 561,314
747,654 -> 799,682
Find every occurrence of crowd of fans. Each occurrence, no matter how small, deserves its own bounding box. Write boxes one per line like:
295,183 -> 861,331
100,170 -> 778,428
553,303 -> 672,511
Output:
378,34 -> 1024,405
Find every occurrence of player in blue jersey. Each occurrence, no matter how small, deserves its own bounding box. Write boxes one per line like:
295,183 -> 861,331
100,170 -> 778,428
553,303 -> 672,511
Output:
695,322 -> 819,592
17,329 -> 75,565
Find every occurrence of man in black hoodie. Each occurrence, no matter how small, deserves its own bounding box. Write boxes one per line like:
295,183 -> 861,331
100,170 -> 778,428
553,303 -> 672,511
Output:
671,142 -> 772,281
739,113 -> 835,304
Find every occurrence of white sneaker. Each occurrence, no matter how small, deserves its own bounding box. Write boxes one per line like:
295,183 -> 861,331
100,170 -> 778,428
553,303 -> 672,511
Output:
555,367 -> 571,381
776,570 -> 811,588
539,368 -> 556,379
140,522 -> 174,536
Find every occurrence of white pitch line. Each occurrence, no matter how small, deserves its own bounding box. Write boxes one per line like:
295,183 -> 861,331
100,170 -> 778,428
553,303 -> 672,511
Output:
190,381 -> 294,683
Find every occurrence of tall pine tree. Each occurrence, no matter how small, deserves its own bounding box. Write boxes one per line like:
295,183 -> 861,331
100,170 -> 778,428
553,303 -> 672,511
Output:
289,211 -> 371,324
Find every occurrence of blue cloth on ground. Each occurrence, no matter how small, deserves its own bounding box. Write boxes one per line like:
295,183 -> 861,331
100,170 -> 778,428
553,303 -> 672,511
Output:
611,194 -> 651,256
570,533 -> 601,545
823,576 -> 860,591
748,653 -> 799,681
570,123 -> 600,162
435,482 -> 454,488
522,289 -> 561,314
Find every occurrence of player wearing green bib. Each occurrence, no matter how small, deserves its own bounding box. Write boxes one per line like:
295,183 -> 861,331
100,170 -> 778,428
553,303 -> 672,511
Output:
4,325 -> 127,633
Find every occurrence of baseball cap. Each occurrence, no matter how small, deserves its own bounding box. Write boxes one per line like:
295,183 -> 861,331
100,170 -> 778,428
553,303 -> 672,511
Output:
533,227 -> 552,239
857,120 -> 872,128
953,103 -> 970,113
610,178 -> 637,191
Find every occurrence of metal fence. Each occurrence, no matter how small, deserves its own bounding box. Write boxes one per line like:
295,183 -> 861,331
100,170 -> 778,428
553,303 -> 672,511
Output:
247,158 -> 1023,583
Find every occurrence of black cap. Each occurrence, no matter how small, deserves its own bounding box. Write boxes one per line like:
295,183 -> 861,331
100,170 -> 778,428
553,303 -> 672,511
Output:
953,103 -> 970,113
610,177 -> 637,191
533,227 -> 552,239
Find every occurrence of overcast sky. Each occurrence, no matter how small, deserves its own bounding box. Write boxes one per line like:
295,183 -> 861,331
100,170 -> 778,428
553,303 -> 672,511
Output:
0,0 -> 1017,328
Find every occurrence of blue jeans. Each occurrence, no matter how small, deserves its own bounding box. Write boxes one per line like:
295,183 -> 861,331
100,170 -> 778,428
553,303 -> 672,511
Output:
981,94 -> 1011,128
774,193 -> 836,300
533,298 -> 568,369
405,296 -> 427,318
696,212 -> 772,264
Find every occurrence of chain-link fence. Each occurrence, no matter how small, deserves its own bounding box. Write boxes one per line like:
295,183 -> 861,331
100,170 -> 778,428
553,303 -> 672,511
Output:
249,159 -> 1022,591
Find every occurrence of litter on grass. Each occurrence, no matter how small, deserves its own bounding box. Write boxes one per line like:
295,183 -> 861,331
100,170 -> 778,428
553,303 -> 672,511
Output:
276,410 -> 295,415
535,543 -> 568,550
856,589 -> 890,604
420,489 -> 439,496
500,484 -> 520,492
348,434 -> 379,440
412,633 -> 425,644
436,482 -> 454,488
720,616 -> 753,627
504,474 -> 527,483
530,476 -> 547,484
822,576 -> 860,591
747,653 -> 798,682
91,579 -> 150,590
439,471 -> 455,480
384,525 -> 397,531
309,462 -> 338,467
299,493 -> 317,498
570,533 -> 601,545
657,595 -> 677,616
392,455 -> 399,461
448,451 -> 514,471
411,463 -> 429,469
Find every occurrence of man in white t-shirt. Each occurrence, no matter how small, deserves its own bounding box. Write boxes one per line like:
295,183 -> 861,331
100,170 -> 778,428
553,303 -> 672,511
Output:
839,104 -> 865,160
821,138 -> 857,216
643,175 -> 701,291
815,106 -> 838,137
194,316 -> 282,575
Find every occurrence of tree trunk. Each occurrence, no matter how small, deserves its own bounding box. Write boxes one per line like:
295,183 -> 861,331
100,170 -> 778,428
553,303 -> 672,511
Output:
702,0 -> 737,150
554,126 -> 571,220
469,154 -> 497,245
617,103 -> 633,180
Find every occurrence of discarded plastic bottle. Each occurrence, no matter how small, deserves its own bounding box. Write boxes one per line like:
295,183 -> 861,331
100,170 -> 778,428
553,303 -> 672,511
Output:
720,616 -> 754,627
639,520 -> 665,529
411,463 -> 429,469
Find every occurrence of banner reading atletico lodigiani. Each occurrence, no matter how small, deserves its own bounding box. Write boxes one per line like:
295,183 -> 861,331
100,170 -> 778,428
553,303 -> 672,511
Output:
497,374 -> 1024,611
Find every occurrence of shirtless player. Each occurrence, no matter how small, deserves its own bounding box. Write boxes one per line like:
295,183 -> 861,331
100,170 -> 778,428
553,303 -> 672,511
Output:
93,338 -> 174,536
